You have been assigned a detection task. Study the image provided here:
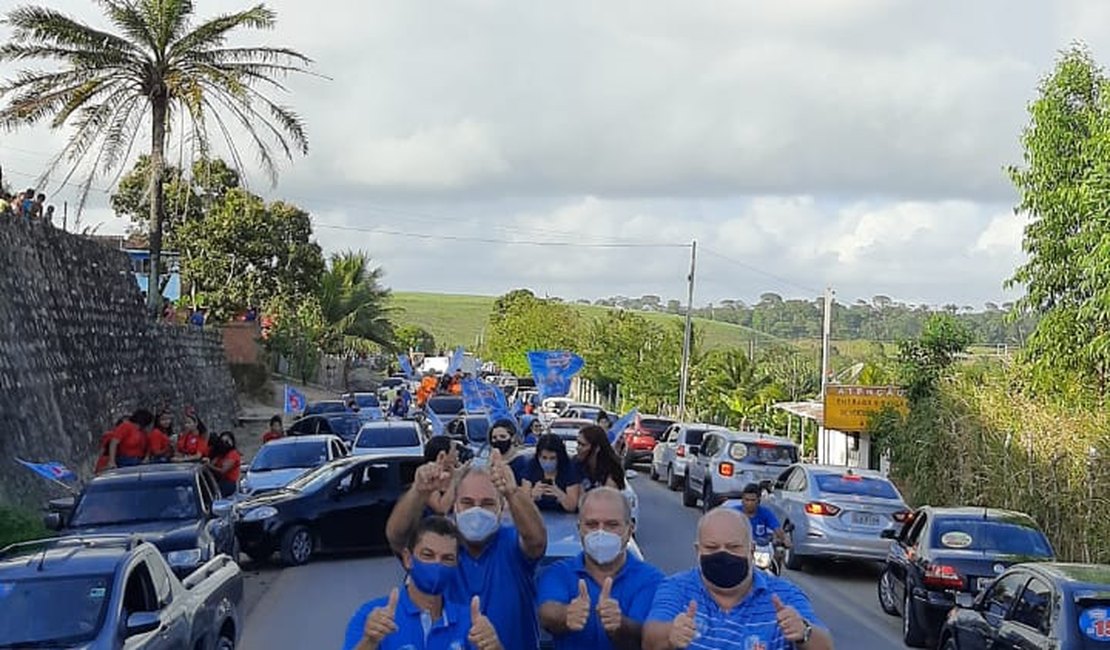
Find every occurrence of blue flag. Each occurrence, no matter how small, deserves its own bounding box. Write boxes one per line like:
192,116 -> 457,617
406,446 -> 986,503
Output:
446,346 -> 466,375
461,379 -> 513,422
398,354 -> 415,380
607,408 -> 639,444
16,458 -> 77,483
511,397 -> 525,418
527,350 -> 585,399
426,408 -> 446,436
284,385 -> 307,414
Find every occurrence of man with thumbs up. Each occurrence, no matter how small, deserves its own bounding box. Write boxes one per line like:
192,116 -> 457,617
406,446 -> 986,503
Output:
343,516 -> 504,650
643,508 -> 833,650
538,487 -> 664,649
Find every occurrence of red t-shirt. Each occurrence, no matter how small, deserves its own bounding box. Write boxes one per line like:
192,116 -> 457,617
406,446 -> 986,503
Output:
261,430 -> 284,444
215,449 -> 242,483
176,432 -> 209,457
148,428 -> 172,457
115,421 -> 148,458
94,428 -> 122,473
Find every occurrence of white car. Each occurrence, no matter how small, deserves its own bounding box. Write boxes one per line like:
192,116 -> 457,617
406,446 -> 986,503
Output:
351,420 -> 427,457
240,435 -> 347,497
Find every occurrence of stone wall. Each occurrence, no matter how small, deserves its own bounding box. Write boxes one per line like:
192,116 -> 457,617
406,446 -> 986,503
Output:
0,223 -> 238,509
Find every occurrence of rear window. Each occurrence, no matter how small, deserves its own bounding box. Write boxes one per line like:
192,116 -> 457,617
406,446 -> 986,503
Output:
814,474 -> 900,499
640,419 -> 673,437
305,401 -> 347,415
930,519 -> 1054,557
356,426 -> 420,448
684,429 -> 707,445
325,415 -> 364,440
427,398 -> 464,415
729,442 -> 797,466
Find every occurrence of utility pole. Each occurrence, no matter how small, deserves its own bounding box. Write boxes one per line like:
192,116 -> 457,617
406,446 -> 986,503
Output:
678,240 -> 697,420
820,286 -> 834,396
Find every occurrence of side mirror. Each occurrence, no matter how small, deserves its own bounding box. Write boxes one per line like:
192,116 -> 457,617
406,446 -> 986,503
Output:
211,499 -> 234,518
880,529 -> 898,540
759,479 -> 773,493
47,497 -> 75,513
125,612 -> 161,637
42,512 -> 64,531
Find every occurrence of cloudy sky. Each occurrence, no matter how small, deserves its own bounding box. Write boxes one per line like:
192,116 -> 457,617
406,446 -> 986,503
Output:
2,0 -> 1107,307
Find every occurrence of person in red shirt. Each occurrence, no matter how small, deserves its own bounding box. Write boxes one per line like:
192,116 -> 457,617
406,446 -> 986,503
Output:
175,413 -> 209,461
105,409 -> 154,469
94,417 -> 127,474
146,410 -> 175,463
207,432 -> 242,497
261,415 -> 284,444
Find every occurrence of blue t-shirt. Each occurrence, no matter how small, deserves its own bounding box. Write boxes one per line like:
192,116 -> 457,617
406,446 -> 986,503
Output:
450,525 -> 540,650
537,552 -> 664,650
342,586 -> 476,650
647,568 -> 825,650
521,461 -> 580,512
735,505 -> 780,543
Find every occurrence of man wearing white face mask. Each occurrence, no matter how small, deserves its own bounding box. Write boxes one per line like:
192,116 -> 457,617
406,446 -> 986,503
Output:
387,450 -> 547,650
538,488 -> 664,650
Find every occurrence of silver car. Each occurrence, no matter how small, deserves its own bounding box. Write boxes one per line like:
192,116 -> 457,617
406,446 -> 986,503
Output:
351,420 -> 426,457
239,435 -> 347,497
683,430 -> 798,511
651,423 -> 721,490
760,464 -> 910,570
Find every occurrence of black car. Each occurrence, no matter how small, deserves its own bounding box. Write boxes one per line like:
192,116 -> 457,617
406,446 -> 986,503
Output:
288,412 -> 377,444
939,562 -> 1110,649
426,395 -> 465,417
235,454 -> 423,566
302,400 -> 350,416
44,463 -> 237,577
878,506 -> 1055,647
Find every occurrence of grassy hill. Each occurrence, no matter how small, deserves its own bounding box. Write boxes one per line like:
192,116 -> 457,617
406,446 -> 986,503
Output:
389,291 -> 802,352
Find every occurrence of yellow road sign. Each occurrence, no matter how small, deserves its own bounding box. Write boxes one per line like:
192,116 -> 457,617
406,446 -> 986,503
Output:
823,385 -> 908,432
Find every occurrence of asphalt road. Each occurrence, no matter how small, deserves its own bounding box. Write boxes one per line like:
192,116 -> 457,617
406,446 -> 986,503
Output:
239,471 -> 905,649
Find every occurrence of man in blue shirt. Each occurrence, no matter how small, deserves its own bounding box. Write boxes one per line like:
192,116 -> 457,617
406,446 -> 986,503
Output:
387,450 -> 547,650
538,487 -> 664,649
734,482 -> 789,547
642,508 -> 833,650
343,516 -> 502,650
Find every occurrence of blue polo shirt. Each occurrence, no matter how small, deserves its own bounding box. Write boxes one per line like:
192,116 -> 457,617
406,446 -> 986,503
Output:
733,505 -> 780,543
537,552 -> 664,650
646,568 -> 825,650
450,525 -> 540,650
342,586 -> 476,650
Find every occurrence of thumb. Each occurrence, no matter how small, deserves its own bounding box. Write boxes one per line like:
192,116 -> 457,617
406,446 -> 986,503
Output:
386,587 -> 400,613
600,576 -> 613,600
685,599 -> 698,619
771,594 -> 785,612
470,595 -> 481,621
490,448 -> 503,463
577,579 -> 589,601
435,450 -> 447,465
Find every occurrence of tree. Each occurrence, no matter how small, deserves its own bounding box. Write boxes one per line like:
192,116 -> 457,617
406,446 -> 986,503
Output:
111,156 -> 240,244
897,313 -> 974,400
396,325 -> 437,355
0,1 -> 312,314
485,291 -> 581,375
317,251 -> 396,355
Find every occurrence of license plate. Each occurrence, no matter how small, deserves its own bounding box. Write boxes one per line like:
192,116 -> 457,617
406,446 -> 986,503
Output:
852,512 -> 880,527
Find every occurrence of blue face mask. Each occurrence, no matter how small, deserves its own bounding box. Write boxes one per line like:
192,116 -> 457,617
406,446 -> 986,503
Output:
455,506 -> 500,543
539,459 -> 558,474
409,558 -> 453,595
583,529 -> 625,565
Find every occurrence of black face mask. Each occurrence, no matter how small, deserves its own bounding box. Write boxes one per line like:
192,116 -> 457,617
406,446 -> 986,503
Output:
491,439 -> 513,454
700,550 -> 750,589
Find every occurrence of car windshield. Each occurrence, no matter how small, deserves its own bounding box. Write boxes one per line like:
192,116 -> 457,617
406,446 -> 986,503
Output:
730,442 -> 797,465
931,519 -> 1054,557
286,462 -> 350,493
304,401 -> 347,415
0,574 -> 112,647
251,442 -> 329,471
70,483 -> 198,526
640,418 -> 673,437
815,474 -> 901,499
356,426 -> 420,448
324,415 -> 364,440
350,394 -> 380,408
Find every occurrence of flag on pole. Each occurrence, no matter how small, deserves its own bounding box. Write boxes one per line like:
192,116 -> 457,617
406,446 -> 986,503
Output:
527,350 -> 585,399
426,408 -> 446,436
446,346 -> 466,375
607,408 -> 639,444
284,384 -> 307,414
398,354 -> 415,379
16,458 -> 77,483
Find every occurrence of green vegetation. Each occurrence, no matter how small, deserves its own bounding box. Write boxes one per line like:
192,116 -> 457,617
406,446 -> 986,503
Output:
0,506 -> 48,549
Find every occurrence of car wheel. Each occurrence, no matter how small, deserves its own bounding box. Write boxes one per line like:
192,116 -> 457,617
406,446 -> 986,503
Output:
783,528 -> 805,571
902,589 -> 927,647
622,452 -> 633,470
650,463 -> 659,481
682,476 -> 698,508
280,525 -> 313,566
666,465 -> 681,491
701,482 -> 715,513
877,568 -> 899,616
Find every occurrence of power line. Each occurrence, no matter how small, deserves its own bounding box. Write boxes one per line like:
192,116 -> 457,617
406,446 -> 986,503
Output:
701,246 -> 822,295
311,221 -> 692,248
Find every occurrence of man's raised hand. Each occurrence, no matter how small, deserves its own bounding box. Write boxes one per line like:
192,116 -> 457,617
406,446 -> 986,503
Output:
361,587 -> 399,644
565,578 -> 591,631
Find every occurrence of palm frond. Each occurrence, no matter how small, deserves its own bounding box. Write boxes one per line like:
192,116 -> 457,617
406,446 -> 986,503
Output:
167,4 -> 276,60
4,6 -> 137,56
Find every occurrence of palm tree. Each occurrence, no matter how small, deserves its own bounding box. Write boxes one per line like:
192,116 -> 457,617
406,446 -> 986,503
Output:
0,1 -> 312,314
318,251 -> 396,355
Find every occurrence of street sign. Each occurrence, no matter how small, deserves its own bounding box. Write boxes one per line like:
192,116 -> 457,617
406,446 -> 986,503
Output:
823,385 -> 908,431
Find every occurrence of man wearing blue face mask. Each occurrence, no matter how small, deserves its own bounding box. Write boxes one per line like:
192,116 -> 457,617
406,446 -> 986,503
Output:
538,487 -> 663,650
343,516 -> 503,649
386,450 -> 547,650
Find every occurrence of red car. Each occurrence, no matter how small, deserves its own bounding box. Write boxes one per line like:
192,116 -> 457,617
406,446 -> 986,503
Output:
619,415 -> 675,468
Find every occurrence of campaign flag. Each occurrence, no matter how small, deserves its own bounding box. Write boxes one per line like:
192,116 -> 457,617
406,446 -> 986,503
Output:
461,378 -> 486,413
426,408 -> 446,436
607,408 -> 639,444
446,346 -> 466,375
398,354 -> 415,380
527,350 -> 585,399
284,385 -> 307,414
16,458 -> 77,483
511,397 -> 525,418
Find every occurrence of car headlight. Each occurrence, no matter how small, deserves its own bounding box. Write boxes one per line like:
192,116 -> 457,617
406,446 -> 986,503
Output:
166,549 -> 203,567
241,506 -> 278,522
753,550 -> 772,568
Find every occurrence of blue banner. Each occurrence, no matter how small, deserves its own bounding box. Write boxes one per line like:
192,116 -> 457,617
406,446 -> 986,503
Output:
426,408 -> 446,436
446,346 -> 466,375
284,385 -> 307,414
607,408 -> 639,444
16,458 -> 77,483
462,378 -> 512,419
527,350 -> 585,399
398,354 -> 415,379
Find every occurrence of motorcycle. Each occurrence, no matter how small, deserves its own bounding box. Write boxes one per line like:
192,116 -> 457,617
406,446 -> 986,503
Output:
753,536 -> 786,575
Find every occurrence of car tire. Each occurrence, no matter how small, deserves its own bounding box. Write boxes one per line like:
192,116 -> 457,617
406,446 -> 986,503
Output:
878,568 -> 899,616
701,482 -> 716,513
666,465 -> 681,491
622,452 -> 633,470
682,477 -> 698,508
902,589 -> 928,648
650,463 -> 659,481
279,525 -> 313,566
783,528 -> 805,571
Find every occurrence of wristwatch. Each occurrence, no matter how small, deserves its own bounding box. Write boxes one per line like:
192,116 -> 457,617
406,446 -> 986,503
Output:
800,620 -> 813,644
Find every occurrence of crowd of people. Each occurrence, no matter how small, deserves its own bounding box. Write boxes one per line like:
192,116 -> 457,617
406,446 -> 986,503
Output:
92,406 -> 260,497
0,187 -> 55,225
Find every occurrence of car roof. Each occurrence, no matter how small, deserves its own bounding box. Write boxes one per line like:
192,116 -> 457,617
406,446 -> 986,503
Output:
310,399 -> 347,406
803,464 -> 888,478
922,506 -> 1039,522
91,463 -> 200,485
710,430 -> 796,445
1023,562 -> 1110,586
263,434 -> 338,445
358,420 -> 421,431
550,418 -> 594,426
0,537 -> 140,578
318,452 -> 425,469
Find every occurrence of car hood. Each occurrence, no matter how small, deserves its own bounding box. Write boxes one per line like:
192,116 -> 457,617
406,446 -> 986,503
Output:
238,488 -> 303,510
63,520 -> 204,551
243,467 -> 311,492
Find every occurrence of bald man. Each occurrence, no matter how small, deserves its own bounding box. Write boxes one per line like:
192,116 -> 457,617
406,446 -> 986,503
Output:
643,508 -> 833,650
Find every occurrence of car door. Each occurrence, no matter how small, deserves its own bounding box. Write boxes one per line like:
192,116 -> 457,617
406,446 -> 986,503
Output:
768,467 -> 802,526
655,425 -> 676,470
954,572 -> 1028,650
120,555 -> 187,650
996,576 -> 1053,650
891,510 -> 928,607
316,461 -> 393,550
691,434 -> 717,491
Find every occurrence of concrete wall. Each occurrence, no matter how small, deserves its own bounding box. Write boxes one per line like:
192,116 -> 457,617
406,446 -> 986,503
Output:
0,223 -> 238,509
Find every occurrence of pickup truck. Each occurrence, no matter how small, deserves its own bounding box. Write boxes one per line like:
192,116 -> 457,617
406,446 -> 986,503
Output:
0,535 -> 243,650
45,463 -> 237,576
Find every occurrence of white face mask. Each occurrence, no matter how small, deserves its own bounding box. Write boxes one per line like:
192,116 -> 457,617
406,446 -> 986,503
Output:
583,529 -> 625,565
455,506 -> 500,543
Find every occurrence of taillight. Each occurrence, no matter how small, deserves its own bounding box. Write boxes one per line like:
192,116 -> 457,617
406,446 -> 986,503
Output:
718,462 -> 734,477
676,446 -> 685,457
893,510 -> 913,523
804,502 -> 841,516
923,564 -> 964,590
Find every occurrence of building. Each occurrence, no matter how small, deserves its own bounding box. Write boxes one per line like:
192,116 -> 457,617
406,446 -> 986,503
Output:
88,235 -> 181,301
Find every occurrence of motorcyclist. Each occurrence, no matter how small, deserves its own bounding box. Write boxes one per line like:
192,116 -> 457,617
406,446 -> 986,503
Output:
735,483 -> 790,549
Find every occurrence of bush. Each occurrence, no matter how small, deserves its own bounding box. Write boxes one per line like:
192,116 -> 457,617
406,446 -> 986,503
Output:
0,506 -> 49,548
229,362 -> 271,402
